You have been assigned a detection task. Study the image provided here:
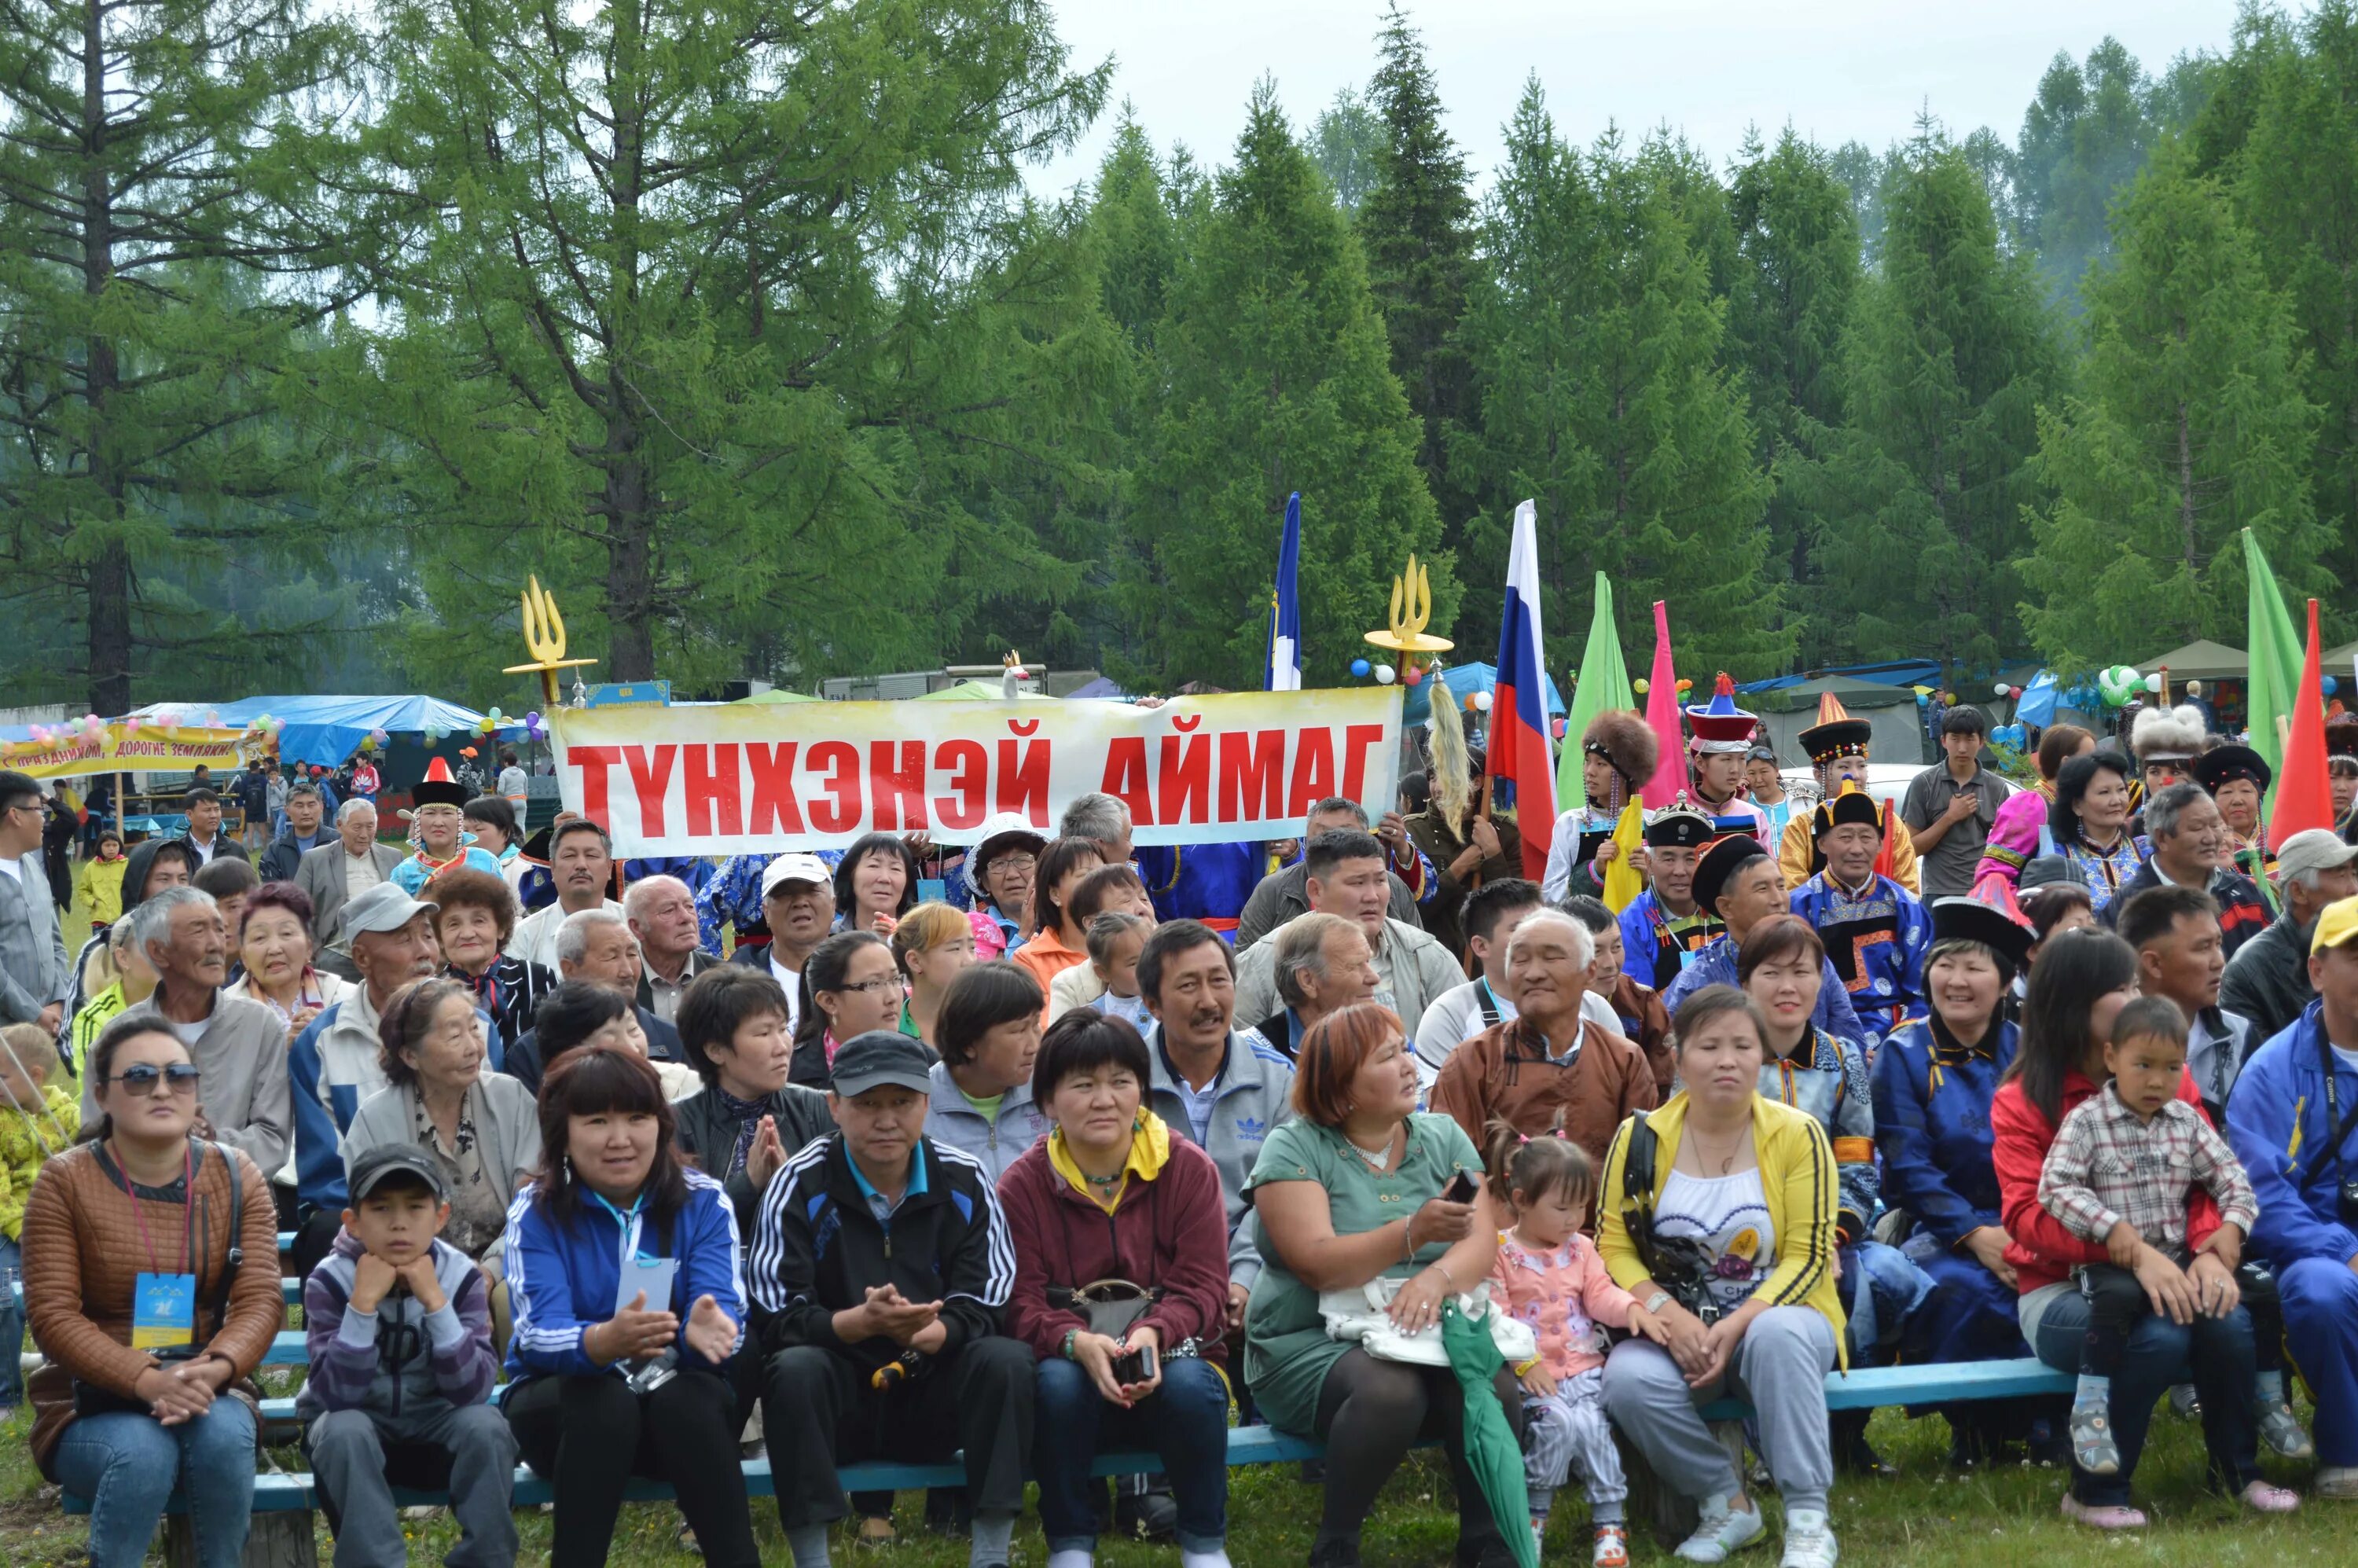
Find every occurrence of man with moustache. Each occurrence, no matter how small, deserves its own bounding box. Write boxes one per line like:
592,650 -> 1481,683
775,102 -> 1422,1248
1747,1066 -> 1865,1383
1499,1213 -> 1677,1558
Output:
505,818 -> 624,972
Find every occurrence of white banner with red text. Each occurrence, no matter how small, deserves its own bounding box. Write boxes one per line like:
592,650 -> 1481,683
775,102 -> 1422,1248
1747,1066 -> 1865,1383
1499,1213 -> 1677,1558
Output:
551,689 -> 1406,858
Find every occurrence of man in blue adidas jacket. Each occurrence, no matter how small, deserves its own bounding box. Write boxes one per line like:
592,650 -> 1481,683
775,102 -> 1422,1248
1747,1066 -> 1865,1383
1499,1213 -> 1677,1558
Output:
2224,898 -> 2358,1500
747,1032 -> 1031,1568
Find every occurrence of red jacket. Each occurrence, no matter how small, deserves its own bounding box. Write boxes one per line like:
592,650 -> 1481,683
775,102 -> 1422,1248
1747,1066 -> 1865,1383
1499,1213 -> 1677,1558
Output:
1989,1066 -> 2224,1295
997,1133 -> 1232,1366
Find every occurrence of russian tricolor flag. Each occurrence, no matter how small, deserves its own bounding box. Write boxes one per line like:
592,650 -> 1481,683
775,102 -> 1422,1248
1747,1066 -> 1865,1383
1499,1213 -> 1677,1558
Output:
1493,499 -> 1555,883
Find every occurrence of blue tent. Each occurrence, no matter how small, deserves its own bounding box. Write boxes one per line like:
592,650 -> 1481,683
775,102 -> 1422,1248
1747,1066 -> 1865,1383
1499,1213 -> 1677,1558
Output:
1403,662 -> 1566,725
197,696 -> 494,768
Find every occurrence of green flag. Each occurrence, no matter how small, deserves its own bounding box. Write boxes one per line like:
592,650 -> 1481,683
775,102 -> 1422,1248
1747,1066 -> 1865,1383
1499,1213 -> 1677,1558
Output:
2246,529 -> 2303,786
1556,571 -> 1636,810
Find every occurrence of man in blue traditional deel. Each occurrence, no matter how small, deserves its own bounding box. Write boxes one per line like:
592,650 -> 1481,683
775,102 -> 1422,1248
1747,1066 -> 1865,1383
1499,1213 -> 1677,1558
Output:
1873,894 -> 2040,1461
1790,784 -> 1930,1046
1663,834 -> 1868,1043
1618,798 -> 1720,993
1136,839 -> 1263,935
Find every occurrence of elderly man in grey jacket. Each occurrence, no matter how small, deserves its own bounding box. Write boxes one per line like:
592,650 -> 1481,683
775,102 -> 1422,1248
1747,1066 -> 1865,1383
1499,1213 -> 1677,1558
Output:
90,884 -> 291,1173
0,771 -> 70,1033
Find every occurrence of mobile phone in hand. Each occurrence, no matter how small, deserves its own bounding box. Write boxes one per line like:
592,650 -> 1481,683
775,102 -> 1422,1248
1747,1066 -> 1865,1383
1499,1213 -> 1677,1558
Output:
1111,1345 -> 1157,1386
1444,1171 -> 1478,1205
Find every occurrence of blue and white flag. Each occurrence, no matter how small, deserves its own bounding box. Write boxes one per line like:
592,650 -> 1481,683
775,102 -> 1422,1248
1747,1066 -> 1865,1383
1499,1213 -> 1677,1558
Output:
1266,491 -> 1303,692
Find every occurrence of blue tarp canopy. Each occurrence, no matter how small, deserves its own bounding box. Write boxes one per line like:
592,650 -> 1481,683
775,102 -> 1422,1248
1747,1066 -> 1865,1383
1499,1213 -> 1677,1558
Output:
1404,662 -> 1566,725
1735,659 -> 1941,694
154,696 -> 494,768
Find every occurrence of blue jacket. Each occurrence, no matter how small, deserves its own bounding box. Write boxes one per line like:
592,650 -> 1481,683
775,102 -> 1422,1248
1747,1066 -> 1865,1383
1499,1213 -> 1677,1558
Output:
2224,1001 -> 2358,1269
501,1167 -> 747,1389
1662,932 -> 1868,1046
1873,1014 -> 2019,1251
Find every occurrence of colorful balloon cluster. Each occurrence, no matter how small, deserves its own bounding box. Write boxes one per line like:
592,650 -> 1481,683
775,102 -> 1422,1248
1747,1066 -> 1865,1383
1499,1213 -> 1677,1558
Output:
2096,666 -> 2163,707
1990,722 -> 2029,751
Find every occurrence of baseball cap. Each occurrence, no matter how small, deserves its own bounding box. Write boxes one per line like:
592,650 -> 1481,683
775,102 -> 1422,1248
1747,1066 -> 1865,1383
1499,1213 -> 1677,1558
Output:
828,1031 -> 934,1098
761,853 -> 833,897
2277,828 -> 2358,891
347,1141 -> 448,1203
340,880 -> 438,938
2312,894 -> 2358,957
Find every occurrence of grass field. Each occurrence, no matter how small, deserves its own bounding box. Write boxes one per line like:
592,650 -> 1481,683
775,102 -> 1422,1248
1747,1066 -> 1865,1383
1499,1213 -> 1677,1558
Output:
0,1390 -> 2348,1566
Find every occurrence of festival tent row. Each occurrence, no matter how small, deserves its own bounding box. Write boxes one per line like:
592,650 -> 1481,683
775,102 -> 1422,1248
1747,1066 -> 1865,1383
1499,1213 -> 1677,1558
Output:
121,695 -> 518,769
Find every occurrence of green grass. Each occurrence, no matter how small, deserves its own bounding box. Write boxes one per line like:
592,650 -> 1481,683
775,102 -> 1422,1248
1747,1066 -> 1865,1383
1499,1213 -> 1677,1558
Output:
2,1391 -> 2349,1566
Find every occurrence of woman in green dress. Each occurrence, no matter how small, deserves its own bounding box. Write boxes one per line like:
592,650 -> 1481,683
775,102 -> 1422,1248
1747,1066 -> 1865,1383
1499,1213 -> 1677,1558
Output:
1244,1001 -> 1519,1568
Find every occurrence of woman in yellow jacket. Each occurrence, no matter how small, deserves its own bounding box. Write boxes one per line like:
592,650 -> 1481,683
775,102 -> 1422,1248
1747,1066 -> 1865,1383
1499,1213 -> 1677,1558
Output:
1598,983 -> 1845,1568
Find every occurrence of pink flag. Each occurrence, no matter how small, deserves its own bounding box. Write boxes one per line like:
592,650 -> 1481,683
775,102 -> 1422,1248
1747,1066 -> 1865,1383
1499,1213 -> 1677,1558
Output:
1641,600 -> 1688,807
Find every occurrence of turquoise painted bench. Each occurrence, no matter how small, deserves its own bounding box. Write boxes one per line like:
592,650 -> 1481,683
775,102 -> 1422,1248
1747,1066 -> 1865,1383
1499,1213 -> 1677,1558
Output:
68,1358 -> 2076,1516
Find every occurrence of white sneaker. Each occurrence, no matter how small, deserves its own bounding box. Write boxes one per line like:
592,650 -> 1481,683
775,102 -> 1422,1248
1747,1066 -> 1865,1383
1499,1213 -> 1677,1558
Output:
1674,1497 -> 1767,1563
1780,1509 -> 1838,1568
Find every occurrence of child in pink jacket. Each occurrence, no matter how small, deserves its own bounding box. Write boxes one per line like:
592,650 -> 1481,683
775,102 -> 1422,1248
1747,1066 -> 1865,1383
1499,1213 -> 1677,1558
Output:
1484,1127 -> 1642,1568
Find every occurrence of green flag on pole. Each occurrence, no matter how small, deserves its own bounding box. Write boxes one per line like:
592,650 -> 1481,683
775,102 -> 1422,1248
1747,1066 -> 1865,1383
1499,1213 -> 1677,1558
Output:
1556,571 -> 1635,811
2246,528 -> 2303,788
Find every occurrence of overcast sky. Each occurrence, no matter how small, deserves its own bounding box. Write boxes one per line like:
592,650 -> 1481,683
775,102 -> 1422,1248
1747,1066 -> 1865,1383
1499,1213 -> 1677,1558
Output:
1034,0 -> 2245,196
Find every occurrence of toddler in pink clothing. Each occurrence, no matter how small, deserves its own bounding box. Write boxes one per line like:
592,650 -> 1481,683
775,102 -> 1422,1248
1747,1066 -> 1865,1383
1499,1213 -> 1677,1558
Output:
1484,1126 -> 1640,1568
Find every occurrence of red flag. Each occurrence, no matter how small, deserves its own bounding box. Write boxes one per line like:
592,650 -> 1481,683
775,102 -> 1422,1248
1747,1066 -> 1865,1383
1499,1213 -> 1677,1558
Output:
2272,597 -> 2334,840
1640,601 -> 1689,808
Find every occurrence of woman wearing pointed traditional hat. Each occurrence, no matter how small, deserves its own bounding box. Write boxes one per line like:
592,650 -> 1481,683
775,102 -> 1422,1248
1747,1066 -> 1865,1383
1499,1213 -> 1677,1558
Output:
1541,712 -> 1659,904
1871,887 -> 2047,1463
391,759 -> 505,897
2193,744 -> 2275,884
1777,693 -> 1921,895
1682,674 -> 1772,845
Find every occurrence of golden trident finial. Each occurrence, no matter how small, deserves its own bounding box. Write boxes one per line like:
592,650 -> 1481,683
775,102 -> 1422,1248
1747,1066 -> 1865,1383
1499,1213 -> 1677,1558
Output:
502,575 -> 600,703
1364,553 -> 1454,654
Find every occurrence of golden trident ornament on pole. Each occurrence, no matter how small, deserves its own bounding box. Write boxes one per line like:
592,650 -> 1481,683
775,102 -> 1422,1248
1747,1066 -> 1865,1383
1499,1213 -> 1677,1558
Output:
1364,553 -> 1454,658
502,575 -> 599,706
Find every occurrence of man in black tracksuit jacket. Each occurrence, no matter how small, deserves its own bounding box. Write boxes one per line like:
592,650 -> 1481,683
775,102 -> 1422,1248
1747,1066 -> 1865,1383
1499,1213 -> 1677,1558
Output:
746,1033 -> 1030,1566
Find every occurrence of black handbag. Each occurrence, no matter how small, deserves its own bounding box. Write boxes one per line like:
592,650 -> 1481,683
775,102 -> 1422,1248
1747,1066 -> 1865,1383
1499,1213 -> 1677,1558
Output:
1615,1113 -> 1725,1325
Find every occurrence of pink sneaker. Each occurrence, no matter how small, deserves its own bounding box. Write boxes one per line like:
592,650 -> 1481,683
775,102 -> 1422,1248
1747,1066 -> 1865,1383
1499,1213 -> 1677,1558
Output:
2241,1481 -> 2301,1514
2058,1496 -> 2147,1530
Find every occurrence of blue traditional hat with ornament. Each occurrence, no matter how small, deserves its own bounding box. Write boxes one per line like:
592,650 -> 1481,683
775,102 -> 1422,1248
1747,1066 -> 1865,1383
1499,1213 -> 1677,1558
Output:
1682,672 -> 1760,755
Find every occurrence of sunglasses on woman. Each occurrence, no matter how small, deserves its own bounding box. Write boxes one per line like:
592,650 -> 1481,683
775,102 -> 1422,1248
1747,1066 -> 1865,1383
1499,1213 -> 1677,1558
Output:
105,1063 -> 202,1096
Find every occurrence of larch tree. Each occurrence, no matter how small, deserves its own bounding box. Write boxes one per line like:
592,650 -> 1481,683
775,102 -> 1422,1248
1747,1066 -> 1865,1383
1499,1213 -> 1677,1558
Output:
1122,79 -> 1451,692
2020,149 -> 2327,671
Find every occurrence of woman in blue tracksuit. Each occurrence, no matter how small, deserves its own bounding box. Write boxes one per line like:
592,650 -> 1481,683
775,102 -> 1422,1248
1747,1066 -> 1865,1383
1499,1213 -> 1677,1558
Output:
501,1044 -> 760,1567
2225,981 -> 2358,1500
1872,895 -> 2042,1461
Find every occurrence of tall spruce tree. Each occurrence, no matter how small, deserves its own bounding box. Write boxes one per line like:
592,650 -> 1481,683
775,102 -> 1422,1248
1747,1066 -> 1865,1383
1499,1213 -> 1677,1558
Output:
0,0 -> 362,712
2020,148 -> 2326,670
2202,1 -> 2358,598
336,0 -> 1108,691
1121,80 -> 1451,692
1359,3 -> 1480,548
1805,131 -> 2062,680
1456,80 -> 1780,681
1728,127 -> 1861,663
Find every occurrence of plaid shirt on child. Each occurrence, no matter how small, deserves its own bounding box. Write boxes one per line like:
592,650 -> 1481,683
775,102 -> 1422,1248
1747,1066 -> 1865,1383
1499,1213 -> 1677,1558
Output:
2038,1079 -> 2259,1251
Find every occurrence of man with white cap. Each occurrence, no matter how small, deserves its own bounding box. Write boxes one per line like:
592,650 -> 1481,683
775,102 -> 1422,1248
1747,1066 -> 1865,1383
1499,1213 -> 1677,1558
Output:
728,853 -> 836,1035
2224,829 -> 2358,1038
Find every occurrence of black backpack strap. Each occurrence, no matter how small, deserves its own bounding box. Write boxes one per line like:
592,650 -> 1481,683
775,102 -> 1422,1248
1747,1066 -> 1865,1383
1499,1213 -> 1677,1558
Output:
1618,1112 -> 1667,1284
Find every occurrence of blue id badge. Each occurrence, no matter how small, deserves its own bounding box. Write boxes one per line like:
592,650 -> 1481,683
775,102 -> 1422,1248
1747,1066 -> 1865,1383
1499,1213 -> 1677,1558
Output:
132,1272 -> 197,1350
917,878 -> 946,905
616,1256 -> 678,1316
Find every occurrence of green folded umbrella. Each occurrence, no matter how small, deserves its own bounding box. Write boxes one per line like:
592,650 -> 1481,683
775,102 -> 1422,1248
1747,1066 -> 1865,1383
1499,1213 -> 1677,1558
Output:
1440,1298 -> 1538,1568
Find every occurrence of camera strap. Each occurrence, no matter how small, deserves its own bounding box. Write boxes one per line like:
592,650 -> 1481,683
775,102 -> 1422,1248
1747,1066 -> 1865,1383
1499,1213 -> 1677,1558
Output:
2317,1035 -> 2358,1182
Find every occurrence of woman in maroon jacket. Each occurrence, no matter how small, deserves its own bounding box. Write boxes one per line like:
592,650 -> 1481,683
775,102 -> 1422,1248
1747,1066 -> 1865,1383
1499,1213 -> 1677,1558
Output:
999,1010 -> 1235,1568
1989,927 -> 2261,1530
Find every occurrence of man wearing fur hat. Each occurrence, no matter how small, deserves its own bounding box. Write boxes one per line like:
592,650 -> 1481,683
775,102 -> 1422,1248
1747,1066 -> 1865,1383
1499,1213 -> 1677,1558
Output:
1790,784 -> 1932,1041
1540,710 -> 1658,903
2128,703 -> 2209,831
1779,692 -> 1922,895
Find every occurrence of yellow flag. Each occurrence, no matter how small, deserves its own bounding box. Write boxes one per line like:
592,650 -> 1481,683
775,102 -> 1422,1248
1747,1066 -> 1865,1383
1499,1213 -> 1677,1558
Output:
1603,798 -> 1645,912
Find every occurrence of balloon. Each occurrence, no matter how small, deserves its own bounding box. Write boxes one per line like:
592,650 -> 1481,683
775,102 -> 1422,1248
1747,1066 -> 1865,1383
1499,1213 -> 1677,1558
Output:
1402,665 -> 1424,687
1675,678 -> 1693,694
1373,663 -> 1397,685
1462,690 -> 1480,712
523,711 -> 542,730
1350,658 -> 1371,679
1633,678 -> 1649,695
2145,672 -> 2164,694
487,707 -> 505,723
1995,681 -> 2010,697
204,708 -> 220,726
1915,692 -> 1929,707
1551,718 -> 1567,740
1472,691 -> 1493,713
28,725 -> 48,744
2327,676 -> 2341,698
